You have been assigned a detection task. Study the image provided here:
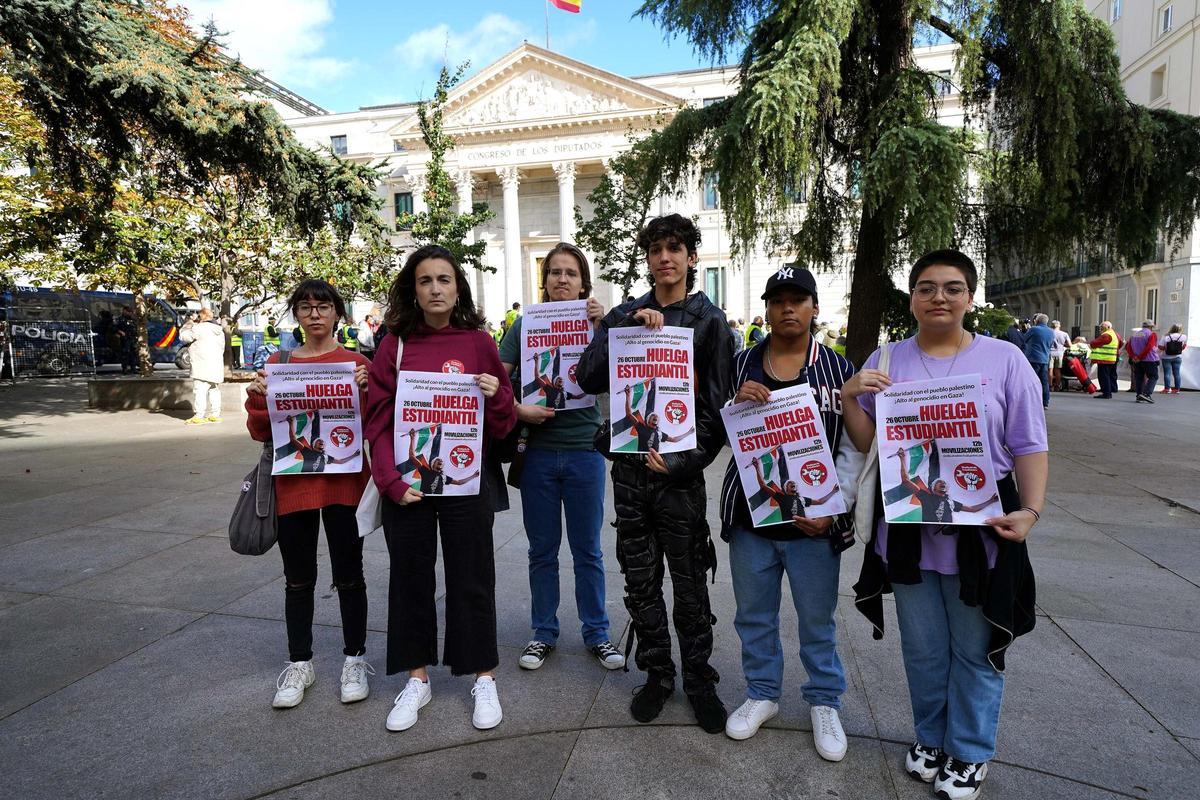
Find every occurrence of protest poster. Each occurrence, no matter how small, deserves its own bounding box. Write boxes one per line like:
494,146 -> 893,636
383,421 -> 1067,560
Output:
519,300 -> 594,410
720,383 -> 846,527
266,362 -> 362,475
608,326 -> 696,454
874,375 -> 1003,526
393,371 -> 484,496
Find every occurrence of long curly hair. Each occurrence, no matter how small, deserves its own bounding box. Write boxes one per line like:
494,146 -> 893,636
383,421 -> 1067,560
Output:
383,245 -> 486,340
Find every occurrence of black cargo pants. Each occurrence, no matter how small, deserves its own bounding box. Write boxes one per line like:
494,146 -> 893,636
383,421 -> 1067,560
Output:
611,460 -> 718,695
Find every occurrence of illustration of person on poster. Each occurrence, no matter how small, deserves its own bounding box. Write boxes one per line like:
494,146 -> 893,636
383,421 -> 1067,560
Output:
392,371 -> 484,496
520,299 -> 594,410
609,326 -> 696,453
266,361 -> 363,475
875,374 -> 1003,525
720,383 -> 846,527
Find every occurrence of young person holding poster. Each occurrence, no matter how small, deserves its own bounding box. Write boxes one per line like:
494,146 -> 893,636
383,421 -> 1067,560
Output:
364,245 -> 515,733
841,250 -> 1048,800
717,267 -> 862,759
576,214 -> 734,733
244,279 -> 372,710
497,243 -> 625,673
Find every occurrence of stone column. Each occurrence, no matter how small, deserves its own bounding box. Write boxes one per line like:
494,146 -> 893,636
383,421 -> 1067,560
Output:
553,161 -> 577,243
498,166 -> 523,307
454,169 -> 486,310
408,172 -> 428,214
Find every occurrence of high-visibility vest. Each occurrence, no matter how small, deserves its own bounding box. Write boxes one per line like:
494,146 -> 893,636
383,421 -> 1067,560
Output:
1092,330 -> 1119,364
745,324 -> 762,346
264,326 -> 281,346
343,326 -> 358,350
231,331 -> 242,347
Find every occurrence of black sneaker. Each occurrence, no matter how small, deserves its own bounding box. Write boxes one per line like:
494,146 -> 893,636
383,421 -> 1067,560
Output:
517,640 -> 553,670
630,681 -> 673,723
1144,394 -> 1155,403
934,757 -> 988,800
687,687 -> 728,734
589,640 -> 626,670
905,742 -> 946,783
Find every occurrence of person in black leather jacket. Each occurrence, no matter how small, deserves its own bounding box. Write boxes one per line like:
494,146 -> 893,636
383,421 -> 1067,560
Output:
576,214 -> 734,733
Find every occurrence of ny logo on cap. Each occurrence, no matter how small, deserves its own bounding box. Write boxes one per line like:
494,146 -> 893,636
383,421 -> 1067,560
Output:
776,267 -> 794,280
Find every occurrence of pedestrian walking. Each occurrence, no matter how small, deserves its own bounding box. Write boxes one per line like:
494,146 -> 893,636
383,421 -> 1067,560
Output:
497,243 -> 625,674
244,279 -> 373,710
1159,324 -> 1186,394
179,308 -> 226,425
365,245 -> 516,733
746,315 -> 766,347
841,249 -> 1048,800
1022,314 -> 1053,408
357,314 -> 377,360
576,213 -> 735,733
1049,320 -> 1070,391
1126,320 -> 1160,402
1001,321 -> 1024,350
718,266 -> 863,762
1089,321 -> 1120,398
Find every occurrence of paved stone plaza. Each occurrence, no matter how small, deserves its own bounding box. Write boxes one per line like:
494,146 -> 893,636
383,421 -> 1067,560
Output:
0,378 -> 1197,799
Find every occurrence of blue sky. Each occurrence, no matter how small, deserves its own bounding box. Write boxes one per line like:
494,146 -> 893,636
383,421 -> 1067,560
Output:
180,1 -> 723,112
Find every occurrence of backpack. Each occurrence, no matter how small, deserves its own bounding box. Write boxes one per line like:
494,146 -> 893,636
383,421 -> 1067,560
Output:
1164,335 -> 1184,357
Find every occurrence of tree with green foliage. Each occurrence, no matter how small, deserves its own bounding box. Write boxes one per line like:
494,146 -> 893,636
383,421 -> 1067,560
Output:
575,151 -> 657,296
628,0 -> 1200,363
398,64 -> 495,271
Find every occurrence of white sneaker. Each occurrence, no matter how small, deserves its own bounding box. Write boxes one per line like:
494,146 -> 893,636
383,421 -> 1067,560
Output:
339,656 -> 374,704
386,677 -> 431,731
906,742 -> 946,783
934,758 -> 988,800
724,698 -> 779,740
810,705 -> 848,761
272,660 -> 315,709
471,676 -> 502,730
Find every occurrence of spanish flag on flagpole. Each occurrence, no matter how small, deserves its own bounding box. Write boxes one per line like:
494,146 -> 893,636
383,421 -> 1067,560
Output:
550,0 -> 582,12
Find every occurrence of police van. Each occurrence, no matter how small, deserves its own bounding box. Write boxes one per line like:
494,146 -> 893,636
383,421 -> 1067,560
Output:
1,286 -> 185,376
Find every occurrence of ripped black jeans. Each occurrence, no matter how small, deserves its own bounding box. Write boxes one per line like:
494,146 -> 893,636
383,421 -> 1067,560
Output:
611,462 -> 719,695
277,504 -> 367,662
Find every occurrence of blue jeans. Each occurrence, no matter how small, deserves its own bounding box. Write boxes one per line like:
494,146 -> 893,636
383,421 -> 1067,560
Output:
1030,362 -> 1049,407
1162,356 -> 1182,389
892,572 -> 1005,763
519,447 -> 609,646
728,526 -> 845,707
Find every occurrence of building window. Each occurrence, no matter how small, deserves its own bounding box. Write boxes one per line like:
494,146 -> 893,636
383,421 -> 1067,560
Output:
1073,297 -> 1082,330
701,97 -> 726,108
1053,299 -> 1061,322
1159,5 -> 1173,37
393,192 -> 413,229
393,140 -> 406,152
702,171 -> 719,210
1110,0 -> 1121,21
705,266 -> 725,307
330,135 -> 348,156
1150,64 -> 1167,101
934,69 -> 953,96
785,178 -> 807,205
1098,291 -> 1108,323
1146,287 -> 1159,324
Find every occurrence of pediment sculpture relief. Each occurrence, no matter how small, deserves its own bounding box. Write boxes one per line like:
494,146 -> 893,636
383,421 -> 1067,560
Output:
450,71 -> 631,127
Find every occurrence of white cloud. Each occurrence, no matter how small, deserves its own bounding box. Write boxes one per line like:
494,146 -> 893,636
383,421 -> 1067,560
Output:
395,14 -> 532,75
179,0 -> 353,87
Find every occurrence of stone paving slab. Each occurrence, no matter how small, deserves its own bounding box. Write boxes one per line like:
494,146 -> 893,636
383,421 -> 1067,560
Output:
0,526 -> 195,593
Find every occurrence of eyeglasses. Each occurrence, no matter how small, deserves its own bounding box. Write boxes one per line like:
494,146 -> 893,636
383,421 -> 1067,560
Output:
296,303 -> 335,316
913,284 -> 969,301
548,268 -> 580,280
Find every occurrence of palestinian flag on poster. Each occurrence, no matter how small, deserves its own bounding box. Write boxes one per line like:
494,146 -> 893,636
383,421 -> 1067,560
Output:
550,0 -> 581,12
396,424 -> 443,490
522,347 -> 560,405
273,410 -> 316,471
747,445 -> 789,525
611,378 -> 655,451
883,441 -> 937,522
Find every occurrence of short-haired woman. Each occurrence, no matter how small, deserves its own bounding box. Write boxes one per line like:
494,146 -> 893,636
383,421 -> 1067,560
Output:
364,245 -> 516,732
840,249 -> 1049,800
245,279 -> 373,709
497,243 -> 624,673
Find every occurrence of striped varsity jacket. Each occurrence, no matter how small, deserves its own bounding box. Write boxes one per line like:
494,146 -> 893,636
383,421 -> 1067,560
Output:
718,334 -> 865,552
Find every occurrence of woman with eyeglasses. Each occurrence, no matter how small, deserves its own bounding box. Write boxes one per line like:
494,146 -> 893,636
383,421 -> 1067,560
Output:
364,245 -> 516,733
245,279 -> 373,710
840,250 -> 1048,800
496,243 -> 625,673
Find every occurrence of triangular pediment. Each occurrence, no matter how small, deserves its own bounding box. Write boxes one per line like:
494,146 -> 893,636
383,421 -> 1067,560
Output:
388,43 -> 681,139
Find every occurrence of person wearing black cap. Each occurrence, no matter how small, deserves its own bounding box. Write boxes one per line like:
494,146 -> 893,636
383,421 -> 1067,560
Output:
718,264 -> 863,762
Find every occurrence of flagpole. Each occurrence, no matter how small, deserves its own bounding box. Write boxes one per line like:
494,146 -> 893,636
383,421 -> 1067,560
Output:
545,0 -> 550,48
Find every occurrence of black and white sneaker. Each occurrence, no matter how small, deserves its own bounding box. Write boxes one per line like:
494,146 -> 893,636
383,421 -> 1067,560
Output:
589,640 -> 625,670
905,742 -> 946,783
518,640 -> 554,670
934,757 -> 988,800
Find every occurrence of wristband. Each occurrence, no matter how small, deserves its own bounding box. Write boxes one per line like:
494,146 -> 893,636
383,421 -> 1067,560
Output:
1021,506 -> 1040,522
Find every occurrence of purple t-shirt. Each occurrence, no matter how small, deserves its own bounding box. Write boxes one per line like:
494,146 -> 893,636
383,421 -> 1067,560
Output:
858,335 -> 1048,574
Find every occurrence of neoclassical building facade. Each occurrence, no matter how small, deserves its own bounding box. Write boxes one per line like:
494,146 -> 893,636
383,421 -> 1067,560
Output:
278,42 -> 962,327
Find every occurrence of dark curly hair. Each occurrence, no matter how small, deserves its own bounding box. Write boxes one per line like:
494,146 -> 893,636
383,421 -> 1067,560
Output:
383,245 -> 486,340
637,213 -> 700,292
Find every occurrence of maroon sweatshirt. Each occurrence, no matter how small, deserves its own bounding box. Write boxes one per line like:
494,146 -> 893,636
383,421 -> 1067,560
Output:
365,325 -> 515,502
